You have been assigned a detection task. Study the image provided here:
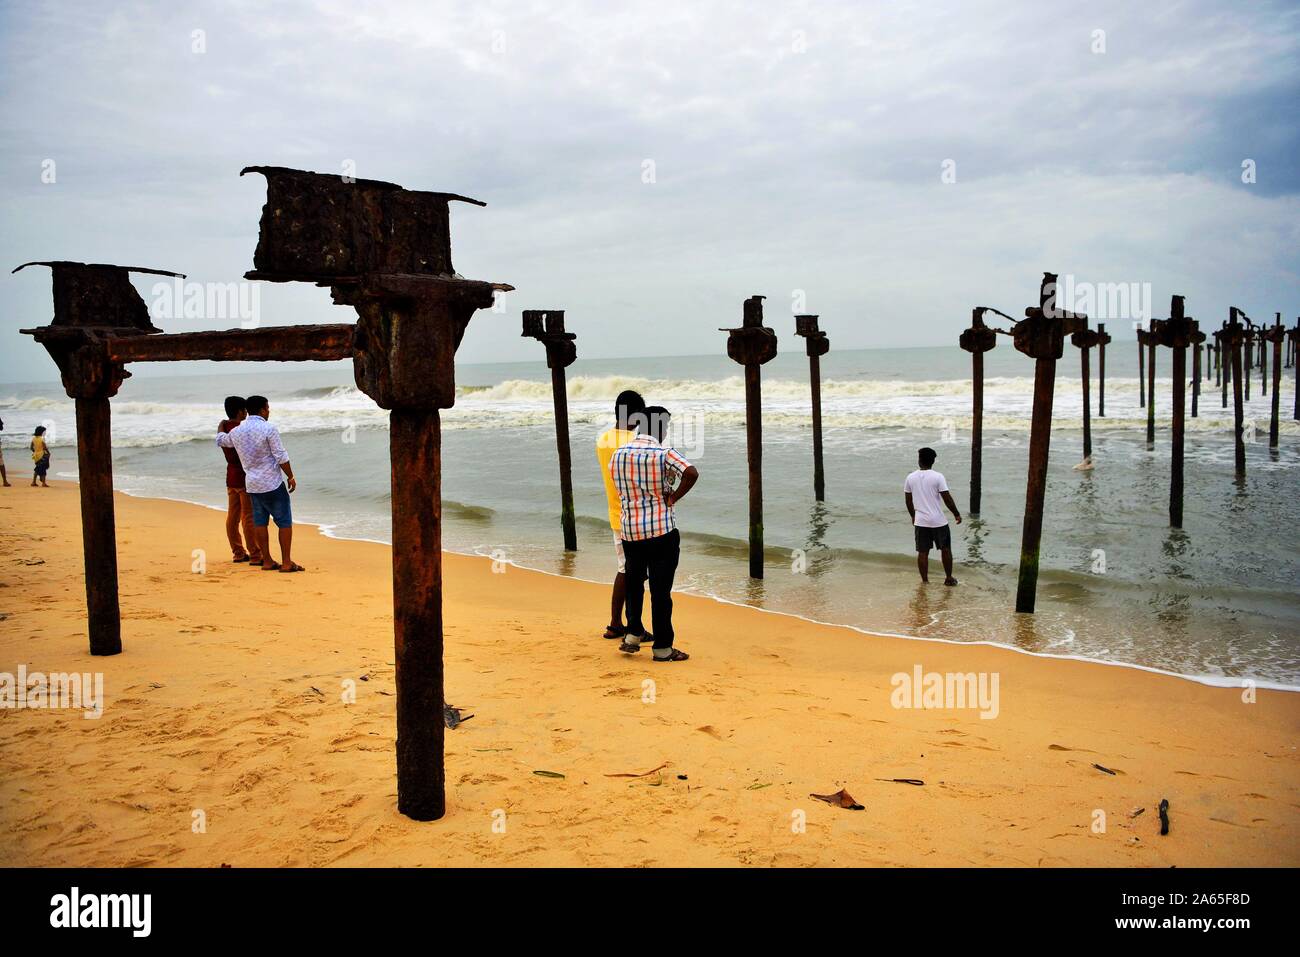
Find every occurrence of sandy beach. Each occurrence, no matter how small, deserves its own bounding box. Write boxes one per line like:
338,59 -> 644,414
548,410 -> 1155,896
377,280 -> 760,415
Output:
0,484 -> 1296,867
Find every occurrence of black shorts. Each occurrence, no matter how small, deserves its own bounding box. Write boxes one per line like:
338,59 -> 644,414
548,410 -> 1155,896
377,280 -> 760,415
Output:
914,524 -> 951,552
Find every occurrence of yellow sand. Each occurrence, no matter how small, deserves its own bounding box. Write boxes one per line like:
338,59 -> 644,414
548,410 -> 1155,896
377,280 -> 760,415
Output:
1,485 -> 1296,867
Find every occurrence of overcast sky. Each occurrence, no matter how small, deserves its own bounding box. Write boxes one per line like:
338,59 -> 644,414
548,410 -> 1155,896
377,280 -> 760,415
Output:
1,0 -> 1297,384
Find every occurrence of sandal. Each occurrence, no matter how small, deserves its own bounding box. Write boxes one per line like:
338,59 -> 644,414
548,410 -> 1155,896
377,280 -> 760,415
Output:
652,649 -> 690,662
603,625 -> 626,640
233,556 -> 250,564
279,562 -> 306,573
618,632 -> 650,653
261,562 -> 281,571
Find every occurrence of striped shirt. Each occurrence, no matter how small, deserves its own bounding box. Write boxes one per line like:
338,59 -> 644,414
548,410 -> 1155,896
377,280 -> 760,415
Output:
215,415 -> 289,494
609,435 -> 692,541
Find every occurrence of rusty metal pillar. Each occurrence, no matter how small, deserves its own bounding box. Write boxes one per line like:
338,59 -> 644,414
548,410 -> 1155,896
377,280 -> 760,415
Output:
960,309 -> 998,517
1071,326 -> 1102,462
1096,322 -> 1111,418
794,314 -> 830,502
241,166 -> 511,821
721,296 -> 778,578
17,261 -> 182,656
1226,310 -> 1248,478
1013,273 -> 1086,614
1264,315 -> 1284,449
1261,326 -> 1269,397
1144,325 -> 1157,447
1153,297 -> 1199,528
1288,321 -> 1300,420
1191,340 -> 1201,418
1243,320 -> 1253,402
522,310 -> 578,550
1137,329 -> 1146,408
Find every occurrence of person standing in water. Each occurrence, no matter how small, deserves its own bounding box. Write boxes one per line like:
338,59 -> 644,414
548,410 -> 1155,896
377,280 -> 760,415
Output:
30,426 -> 51,488
903,446 -> 962,586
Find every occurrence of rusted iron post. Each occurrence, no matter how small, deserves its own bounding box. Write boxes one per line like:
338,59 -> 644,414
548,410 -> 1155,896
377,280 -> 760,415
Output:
1260,326 -> 1269,397
721,296 -> 778,578
1071,325 -> 1103,463
1289,321 -> 1300,420
522,310 -> 578,550
1137,328 -> 1147,407
1264,315 -> 1284,448
242,166 -> 510,821
959,309 -> 998,516
1144,325 -> 1157,447
1012,273 -> 1086,614
1191,340 -> 1201,417
1152,296 -> 1200,528
1226,309 -> 1248,477
794,314 -> 830,502
1217,323 -> 1230,409
1096,322 -> 1111,417
17,261 -> 184,655
1214,337 -> 1222,388
1242,319 -> 1253,402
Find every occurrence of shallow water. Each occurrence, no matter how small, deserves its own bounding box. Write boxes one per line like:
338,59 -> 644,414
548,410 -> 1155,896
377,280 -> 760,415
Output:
2,343 -> 1297,685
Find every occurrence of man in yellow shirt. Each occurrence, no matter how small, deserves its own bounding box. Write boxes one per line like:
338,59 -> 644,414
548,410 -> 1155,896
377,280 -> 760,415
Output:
595,390 -> 646,639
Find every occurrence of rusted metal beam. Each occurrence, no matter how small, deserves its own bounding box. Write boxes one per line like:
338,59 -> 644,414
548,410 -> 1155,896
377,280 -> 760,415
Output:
1013,273 -> 1086,614
522,310 -> 578,551
794,314 -> 830,502
1226,309 -> 1248,477
721,296 -> 778,578
1144,326 -> 1157,447
1191,340 -> 1201,418
960,310 -> 998,517
1137,330 -> 1146,408
1096,322 -> 1111,418
107,324 -> 356,363
1288,321 -> 1300,420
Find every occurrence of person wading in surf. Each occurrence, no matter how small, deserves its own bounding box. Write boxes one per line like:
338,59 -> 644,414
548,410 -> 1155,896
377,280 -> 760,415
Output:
903,446 -> 962,586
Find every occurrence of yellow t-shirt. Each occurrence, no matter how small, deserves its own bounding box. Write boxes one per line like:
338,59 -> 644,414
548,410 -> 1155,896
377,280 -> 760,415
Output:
596,427 -> 636,533
31,435 -> 47,462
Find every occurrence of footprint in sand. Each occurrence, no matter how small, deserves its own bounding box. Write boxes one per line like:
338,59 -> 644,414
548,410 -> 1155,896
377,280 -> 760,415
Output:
695,725 -> 727,740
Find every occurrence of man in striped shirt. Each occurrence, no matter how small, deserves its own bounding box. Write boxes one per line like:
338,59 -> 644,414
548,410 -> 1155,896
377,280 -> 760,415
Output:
609,406 -> 699,661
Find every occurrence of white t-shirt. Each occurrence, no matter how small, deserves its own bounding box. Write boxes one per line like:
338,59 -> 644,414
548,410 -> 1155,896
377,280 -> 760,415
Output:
904,469 -> 949,528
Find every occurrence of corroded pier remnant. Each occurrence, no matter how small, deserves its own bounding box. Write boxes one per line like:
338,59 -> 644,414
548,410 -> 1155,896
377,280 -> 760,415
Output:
523,309 -> 579,550
794,314 -> 830,502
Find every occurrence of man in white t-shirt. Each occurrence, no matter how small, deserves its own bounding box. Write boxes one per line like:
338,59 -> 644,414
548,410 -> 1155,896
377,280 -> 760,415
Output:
903,446 -> 962,586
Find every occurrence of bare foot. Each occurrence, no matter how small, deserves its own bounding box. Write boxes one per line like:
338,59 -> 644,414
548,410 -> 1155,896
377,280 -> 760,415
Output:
944,577 -> 959,586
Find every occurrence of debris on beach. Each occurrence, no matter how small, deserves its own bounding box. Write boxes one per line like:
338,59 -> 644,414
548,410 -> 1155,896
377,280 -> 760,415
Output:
1091,763 -> 1118,775
876,778 -> 925,786
605,762 -> 669,778
444,704 -> 474,729
533,770 -> 565,779
1129,807 -> 1146,818
810,788 -> 864,810
1159,799 -> 1170,835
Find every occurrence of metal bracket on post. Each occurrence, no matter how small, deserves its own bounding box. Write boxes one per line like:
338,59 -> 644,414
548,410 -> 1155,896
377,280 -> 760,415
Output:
16,260 -> 185,657
522,309 -> 578,550
721,295 -> 777,578
241,166 -> 511,823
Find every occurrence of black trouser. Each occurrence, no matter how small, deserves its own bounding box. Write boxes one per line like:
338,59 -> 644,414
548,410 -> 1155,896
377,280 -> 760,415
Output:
622,529 -> 680,649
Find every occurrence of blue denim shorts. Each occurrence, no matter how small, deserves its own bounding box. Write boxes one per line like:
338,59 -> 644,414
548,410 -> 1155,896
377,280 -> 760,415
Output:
250,482 -> 292,528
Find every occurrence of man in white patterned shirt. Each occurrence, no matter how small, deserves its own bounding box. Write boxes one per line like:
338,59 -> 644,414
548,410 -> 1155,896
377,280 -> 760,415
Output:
216,395 -> 303,573
609,406 -> 698,661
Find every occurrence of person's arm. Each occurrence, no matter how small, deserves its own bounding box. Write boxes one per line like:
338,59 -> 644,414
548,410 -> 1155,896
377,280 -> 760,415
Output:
216,429 -> 234,448
663,449 -> 697,506
267,426 -> 296,492
941,490 -> 962,524
904,492 -> 916,522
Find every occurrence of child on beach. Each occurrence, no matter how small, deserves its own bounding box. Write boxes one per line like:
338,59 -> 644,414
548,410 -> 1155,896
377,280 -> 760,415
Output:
30,426 -> 50,487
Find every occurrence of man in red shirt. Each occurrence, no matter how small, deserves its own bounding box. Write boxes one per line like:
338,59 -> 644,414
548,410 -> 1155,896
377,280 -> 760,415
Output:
219,396 -> 262,565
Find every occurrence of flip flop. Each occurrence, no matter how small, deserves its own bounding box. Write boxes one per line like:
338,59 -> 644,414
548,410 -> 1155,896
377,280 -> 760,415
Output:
233,556 -> 250,564
603,625 -> 626,640
261,562 -> 281,571
279,562 -> 306,573
651,649 -> 690,662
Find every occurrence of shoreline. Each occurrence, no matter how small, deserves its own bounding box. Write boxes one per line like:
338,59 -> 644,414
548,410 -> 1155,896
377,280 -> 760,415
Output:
113,484 -> 1300,694
1,485 -> 1297,867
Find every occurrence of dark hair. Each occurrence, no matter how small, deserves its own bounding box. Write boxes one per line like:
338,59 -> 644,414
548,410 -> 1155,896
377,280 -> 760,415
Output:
224,395 -> 247,419
34,425 -> 47,436
919,447 -> 937,468
615,390 -> 646,427
644,405 -> 671,442
245,395 -> 270,415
